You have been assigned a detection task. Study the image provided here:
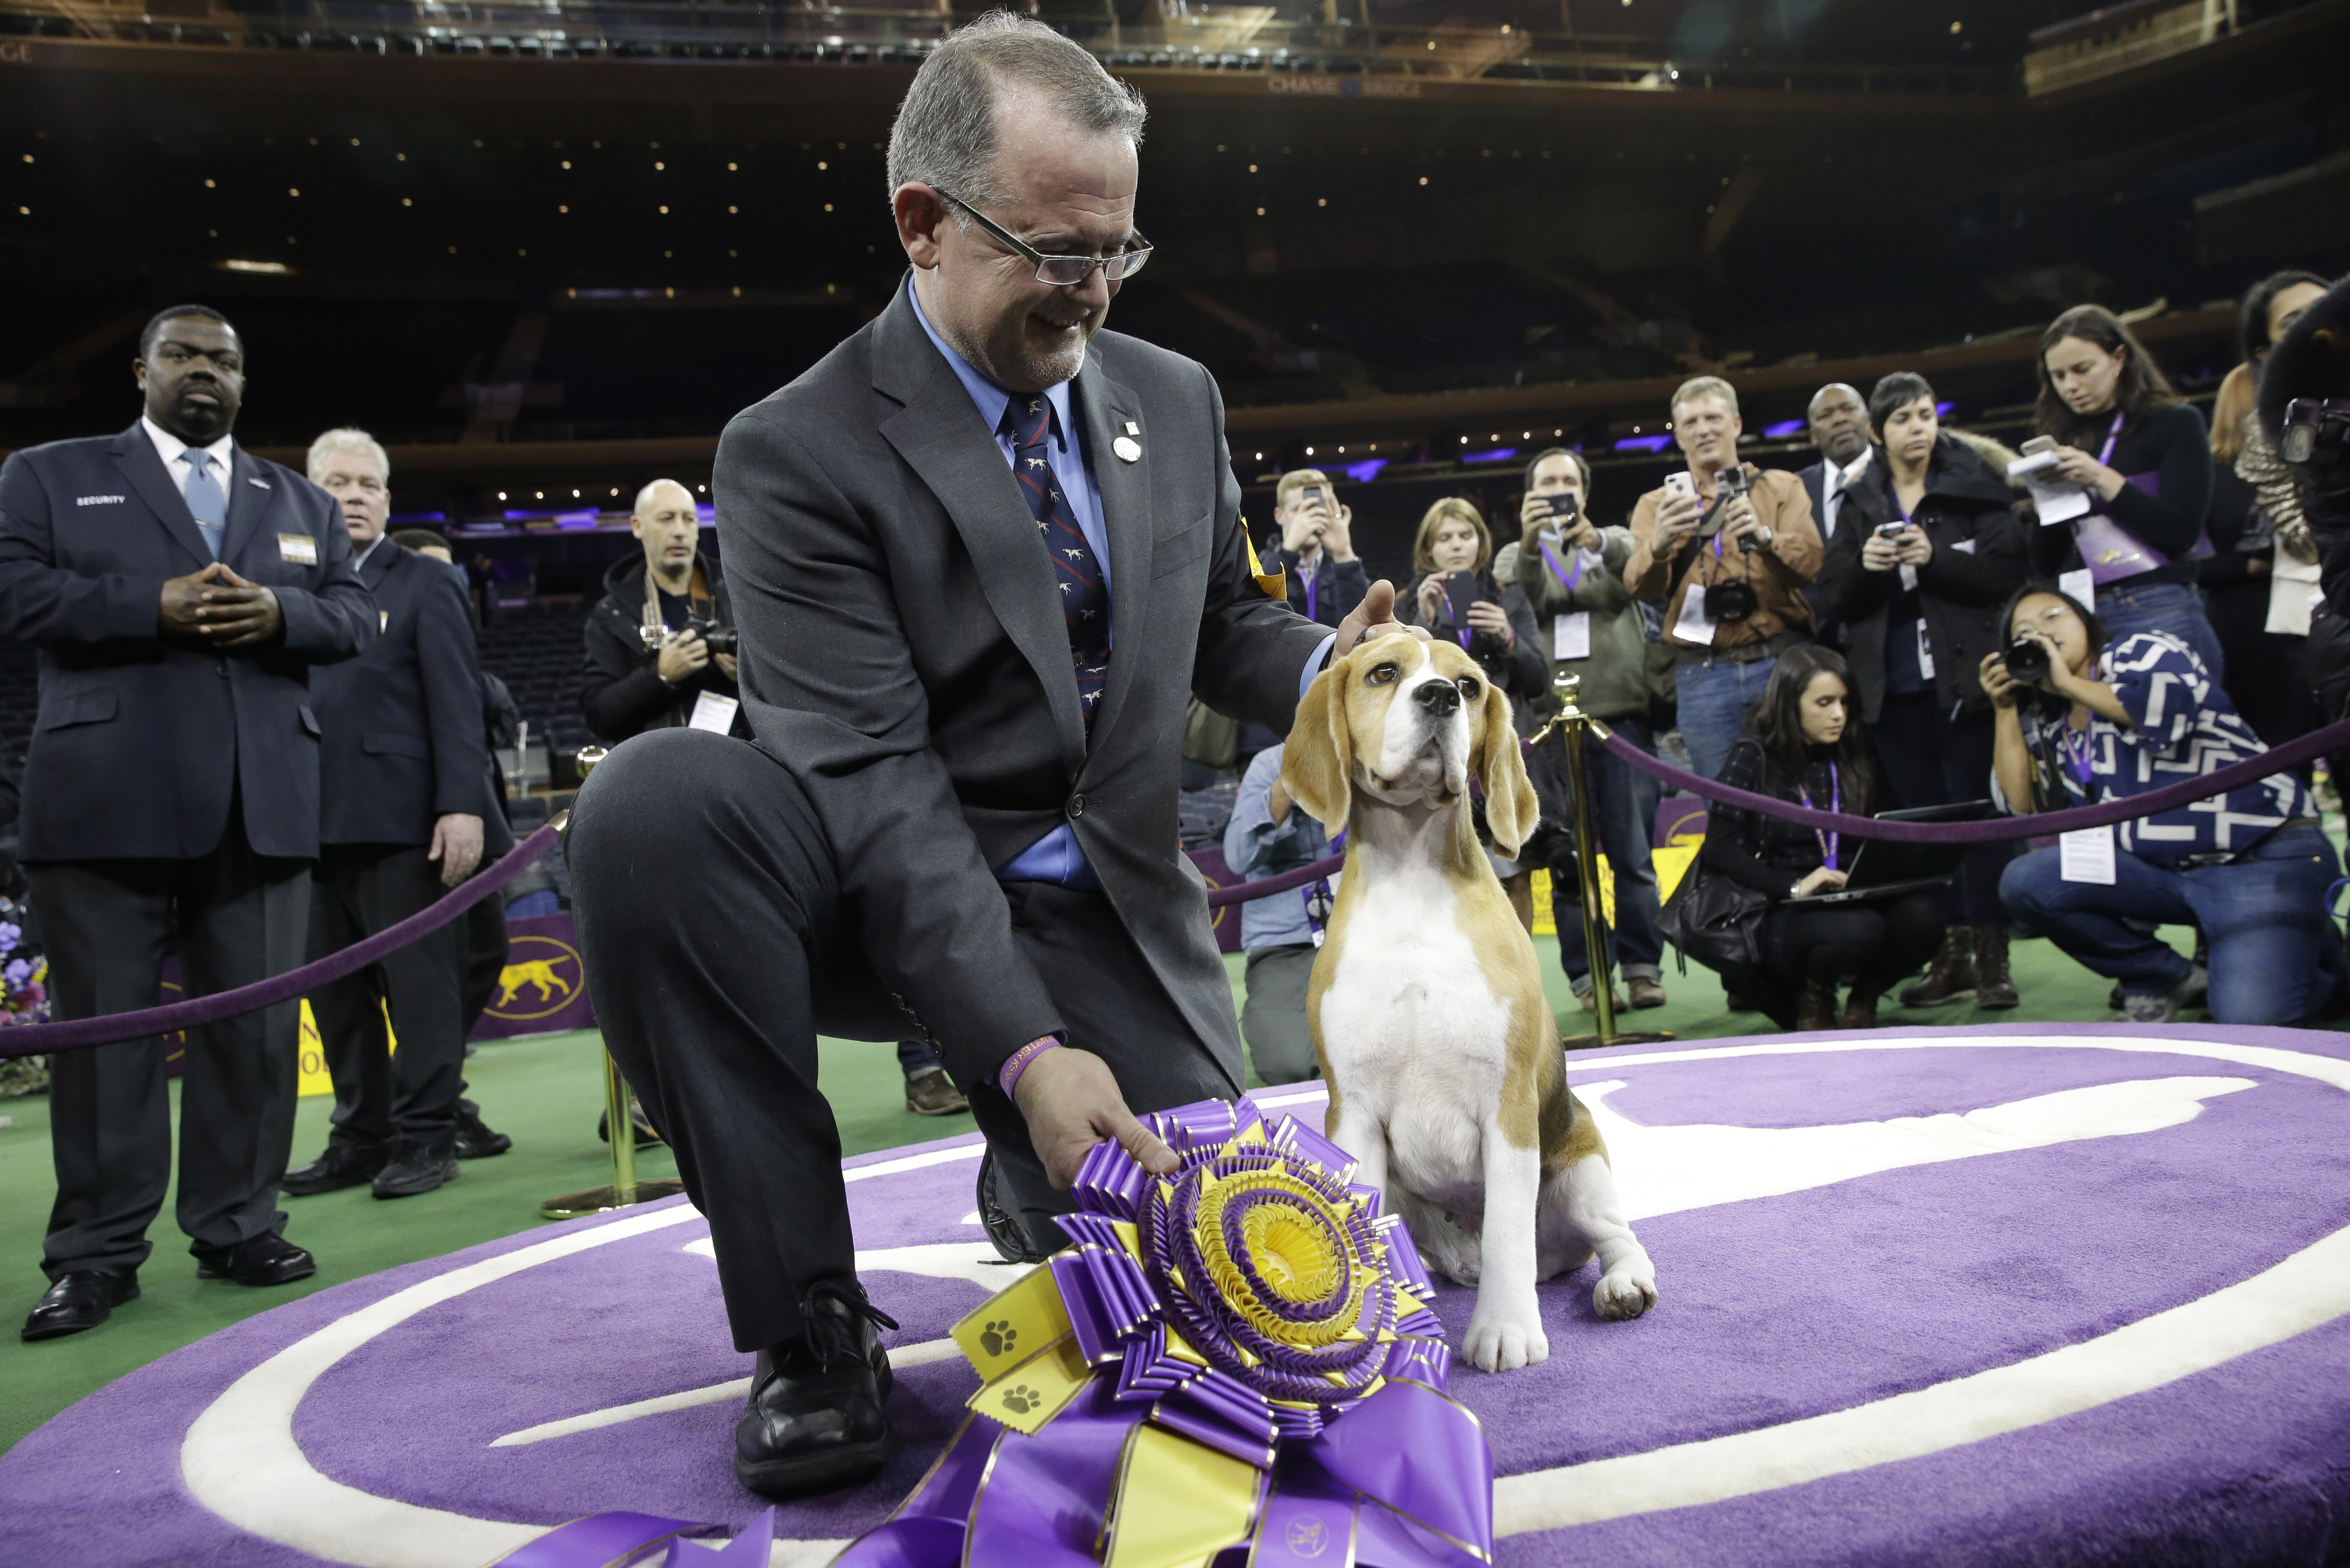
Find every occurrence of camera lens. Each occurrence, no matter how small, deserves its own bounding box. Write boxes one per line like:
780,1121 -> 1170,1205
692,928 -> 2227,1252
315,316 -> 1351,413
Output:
1703,581 -> 1757,624
2004,638 -> 2050,682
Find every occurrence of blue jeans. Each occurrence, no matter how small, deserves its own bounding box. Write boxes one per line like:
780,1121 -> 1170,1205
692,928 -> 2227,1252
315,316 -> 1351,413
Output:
896,1039 -> 944,1079
1999,824 -> 2340,1025
1554,718 -> 1665,990
2095,581 -> 2225,684
1674,655 -> 1779,781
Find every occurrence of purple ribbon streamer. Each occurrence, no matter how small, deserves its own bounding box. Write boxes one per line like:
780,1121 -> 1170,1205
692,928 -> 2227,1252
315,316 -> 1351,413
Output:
489,1510 -> 712,1568
0,822 -> 561,1060
1598,713 -> 2350,844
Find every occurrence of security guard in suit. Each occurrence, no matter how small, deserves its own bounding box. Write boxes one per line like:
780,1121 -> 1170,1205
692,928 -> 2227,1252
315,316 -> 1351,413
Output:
0,305 -> 377,1341
284,430 -> 513,1204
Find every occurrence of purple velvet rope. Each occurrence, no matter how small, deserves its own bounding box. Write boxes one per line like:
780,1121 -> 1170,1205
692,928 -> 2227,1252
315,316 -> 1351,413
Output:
1205,855 -> 1343,907
1596,713 -> 2350,843
0,823 -> 562,1061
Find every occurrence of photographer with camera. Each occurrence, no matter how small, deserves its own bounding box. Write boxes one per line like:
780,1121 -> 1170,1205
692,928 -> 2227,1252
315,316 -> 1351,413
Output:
1986,585 -> 2340,1026
1814,374 -> 2030,1010
1513,447 -> 1668,1013
1262,467 -> 1368,630
1626,376 -> 1825,780
581,478 -> 748,742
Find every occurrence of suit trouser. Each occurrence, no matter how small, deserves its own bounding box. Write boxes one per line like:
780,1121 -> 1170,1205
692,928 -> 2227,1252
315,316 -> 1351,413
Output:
30,817 -> 310,1279
308,843 -> 471,1154
461,894 -> 512,1035
566,728 -> 1233,1354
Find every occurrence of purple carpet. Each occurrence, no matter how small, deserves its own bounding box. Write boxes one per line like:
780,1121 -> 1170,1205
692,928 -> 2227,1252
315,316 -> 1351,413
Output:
6,1022 -> 2350,1567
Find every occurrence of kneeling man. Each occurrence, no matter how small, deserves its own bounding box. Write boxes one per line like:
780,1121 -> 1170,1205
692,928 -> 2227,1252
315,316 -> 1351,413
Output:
566,14 -> 1409,1500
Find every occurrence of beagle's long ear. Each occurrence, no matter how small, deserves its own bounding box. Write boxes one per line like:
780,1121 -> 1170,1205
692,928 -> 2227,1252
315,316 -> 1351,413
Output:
1283,657 -> 1355,832
1476,682 -> 1540,860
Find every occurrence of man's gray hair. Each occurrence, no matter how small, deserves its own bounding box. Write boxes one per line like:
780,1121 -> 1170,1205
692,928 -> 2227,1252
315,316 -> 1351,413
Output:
307,427 -> 389,485
1670,375 -> 1740,420
886,11 -> 1147,213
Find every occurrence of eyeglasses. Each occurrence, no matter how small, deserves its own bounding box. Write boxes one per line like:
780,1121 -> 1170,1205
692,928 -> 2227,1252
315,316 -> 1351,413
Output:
931,188 -> 1152,286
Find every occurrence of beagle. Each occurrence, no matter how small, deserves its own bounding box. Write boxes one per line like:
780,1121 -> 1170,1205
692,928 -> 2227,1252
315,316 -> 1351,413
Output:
1282,634 -> 1657,1372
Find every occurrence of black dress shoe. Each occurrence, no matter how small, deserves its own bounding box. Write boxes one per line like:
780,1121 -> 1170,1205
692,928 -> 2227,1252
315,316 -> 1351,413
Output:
453,1100 -> 512,1160
193,1233 -> 317,1287
735,1284 -> 899,1499
372,1140 -> 460,1199
22,1270 -> 139,1342
282,1143 -> 389,1197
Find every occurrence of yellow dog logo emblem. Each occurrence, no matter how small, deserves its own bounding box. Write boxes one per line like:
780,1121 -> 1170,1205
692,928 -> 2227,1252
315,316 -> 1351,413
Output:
496,959 -> 575,1006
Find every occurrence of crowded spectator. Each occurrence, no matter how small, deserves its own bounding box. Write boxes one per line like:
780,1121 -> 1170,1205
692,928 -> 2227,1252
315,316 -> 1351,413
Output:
1625,376 -> 1825,780
1261,468 -> 1369,630
1695,646 -> 1943,1031
1398,496 -> 1548,926
1513,447 -> 1668,1013
0,305 -> 376,1340
1796,382 -> 1874,547
1815,373 -> 2030,1010
1987,585 -> 2340,1025
1222,741 -> 1331,1085
2203,270 -> 2331,749
581,478 -> 747,742
2030,304 -> 2223,677
287,428 -> 513,1201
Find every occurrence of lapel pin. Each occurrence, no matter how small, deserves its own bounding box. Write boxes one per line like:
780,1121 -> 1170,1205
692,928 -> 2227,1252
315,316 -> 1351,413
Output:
1123,421 -> 1139,435
1113,435 -> 1142,463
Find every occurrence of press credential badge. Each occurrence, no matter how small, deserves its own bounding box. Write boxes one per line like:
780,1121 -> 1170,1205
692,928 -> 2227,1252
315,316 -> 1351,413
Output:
277,533 -> 318,565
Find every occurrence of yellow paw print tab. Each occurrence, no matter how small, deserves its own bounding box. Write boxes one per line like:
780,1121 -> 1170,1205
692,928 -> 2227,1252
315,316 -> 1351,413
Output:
968,1332 -> 1092,1436
950,1262 -> 1071,1383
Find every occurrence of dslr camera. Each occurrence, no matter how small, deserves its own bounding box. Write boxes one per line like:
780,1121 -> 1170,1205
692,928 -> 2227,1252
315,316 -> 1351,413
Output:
638,617 -> 739,657
2002,637 -> 2052,685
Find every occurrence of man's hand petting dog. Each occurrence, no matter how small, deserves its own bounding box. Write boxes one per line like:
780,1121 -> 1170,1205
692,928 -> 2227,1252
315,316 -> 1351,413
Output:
1332,578 -> 1428,660
1013,1045 -> 1179,1190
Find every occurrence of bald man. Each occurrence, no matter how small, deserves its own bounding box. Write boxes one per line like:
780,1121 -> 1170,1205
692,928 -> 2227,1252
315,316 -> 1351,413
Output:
580,478 -> 748,741
1798,383 -> 1874,544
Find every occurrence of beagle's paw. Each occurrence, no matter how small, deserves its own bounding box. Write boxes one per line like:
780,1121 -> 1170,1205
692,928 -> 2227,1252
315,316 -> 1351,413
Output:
1593,1265 -> 1658,1322
1462,1307 -> 1549,1372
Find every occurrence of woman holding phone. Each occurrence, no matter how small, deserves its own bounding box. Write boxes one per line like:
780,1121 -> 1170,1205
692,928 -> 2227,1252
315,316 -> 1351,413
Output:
2030,304 -> 2223,676
1815,372 -> 2030,1009
1398,497 -> 1549,926
1985,584 -> 2340,1025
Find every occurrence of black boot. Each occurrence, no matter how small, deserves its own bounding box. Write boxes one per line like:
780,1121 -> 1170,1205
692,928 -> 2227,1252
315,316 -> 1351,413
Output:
1796,979 -> 1839,1032
1972,924 -> 2019,1010
282,1143 -> 388,1197
736,1282 -> 899,1499
1898,927 -> 1975,1007
373,1137 -> 461,1199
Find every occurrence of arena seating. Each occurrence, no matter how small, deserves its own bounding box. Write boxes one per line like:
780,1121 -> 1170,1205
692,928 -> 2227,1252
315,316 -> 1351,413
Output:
475,602 -> 594,763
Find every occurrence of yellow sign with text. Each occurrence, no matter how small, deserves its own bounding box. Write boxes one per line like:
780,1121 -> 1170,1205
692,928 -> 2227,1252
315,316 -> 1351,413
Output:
296,1000 -> 396,1098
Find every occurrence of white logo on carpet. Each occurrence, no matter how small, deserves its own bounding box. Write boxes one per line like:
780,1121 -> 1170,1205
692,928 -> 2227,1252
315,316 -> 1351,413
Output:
174,1037 -> 2350,1566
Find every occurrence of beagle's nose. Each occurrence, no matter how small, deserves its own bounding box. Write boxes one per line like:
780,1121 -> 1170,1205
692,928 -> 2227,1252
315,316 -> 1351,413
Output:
1414,679 -> 1461,717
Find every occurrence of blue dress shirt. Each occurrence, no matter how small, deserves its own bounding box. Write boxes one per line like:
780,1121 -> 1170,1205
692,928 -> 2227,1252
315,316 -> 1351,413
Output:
908,276 -> 1334,890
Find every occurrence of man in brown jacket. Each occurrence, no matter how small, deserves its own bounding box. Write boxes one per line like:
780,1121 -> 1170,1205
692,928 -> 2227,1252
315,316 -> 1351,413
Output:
1624,375 -> 1824,778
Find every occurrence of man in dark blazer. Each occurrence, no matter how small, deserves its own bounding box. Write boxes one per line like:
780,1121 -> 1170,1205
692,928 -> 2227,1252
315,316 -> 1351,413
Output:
284,428 -> 512,1203
0,305 -> 376,1341
1797,381 -> 1874,652
565,14 -> 1415,1500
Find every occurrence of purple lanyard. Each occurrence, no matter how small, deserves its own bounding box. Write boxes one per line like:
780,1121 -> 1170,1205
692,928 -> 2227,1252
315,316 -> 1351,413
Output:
2060,724 -> 2096,790
2093,411 -> 2124,467
1304,561 -> 1319,624
1797,763 -> 1840,870
1537,537 -> 1586,592
1302,831 -> 1346,932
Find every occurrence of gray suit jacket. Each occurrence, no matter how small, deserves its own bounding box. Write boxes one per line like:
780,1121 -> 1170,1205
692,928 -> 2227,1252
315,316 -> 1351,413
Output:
713,281 -> 1329,1087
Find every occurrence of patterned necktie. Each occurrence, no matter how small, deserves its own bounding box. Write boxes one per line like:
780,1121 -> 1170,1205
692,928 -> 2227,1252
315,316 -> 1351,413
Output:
999,396 -> 1111,730
184,449 -> 226,560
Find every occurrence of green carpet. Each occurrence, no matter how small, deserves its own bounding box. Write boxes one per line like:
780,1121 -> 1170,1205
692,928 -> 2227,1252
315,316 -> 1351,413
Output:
0,929 -> 2195,1455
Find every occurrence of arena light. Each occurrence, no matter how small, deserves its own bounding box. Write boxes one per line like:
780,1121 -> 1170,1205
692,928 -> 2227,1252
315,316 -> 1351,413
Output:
1761,418 -> 1806,439
1461,447 -> 1518,464
1614,434 -> 1676,453
220,259 -> 290,274
1345,458 -> 1388,483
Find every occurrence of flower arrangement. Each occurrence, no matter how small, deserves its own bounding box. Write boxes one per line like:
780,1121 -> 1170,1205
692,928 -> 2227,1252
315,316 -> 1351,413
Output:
0,896 -> 51,1099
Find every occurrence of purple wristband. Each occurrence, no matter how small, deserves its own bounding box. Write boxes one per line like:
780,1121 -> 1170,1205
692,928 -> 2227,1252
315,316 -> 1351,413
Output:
998,1036 -> 1060,1097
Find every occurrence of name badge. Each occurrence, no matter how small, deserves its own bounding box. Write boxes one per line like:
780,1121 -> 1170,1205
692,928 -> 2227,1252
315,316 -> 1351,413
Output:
380,611 -> 390,632
277,533 -> 318,565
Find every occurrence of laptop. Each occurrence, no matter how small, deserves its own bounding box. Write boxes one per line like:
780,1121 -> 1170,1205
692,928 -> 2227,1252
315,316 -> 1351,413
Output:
1805,801 -> 1990,905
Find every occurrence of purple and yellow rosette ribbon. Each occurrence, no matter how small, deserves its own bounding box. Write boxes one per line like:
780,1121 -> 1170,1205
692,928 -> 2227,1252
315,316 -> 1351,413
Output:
835,1097 -> 1493,1568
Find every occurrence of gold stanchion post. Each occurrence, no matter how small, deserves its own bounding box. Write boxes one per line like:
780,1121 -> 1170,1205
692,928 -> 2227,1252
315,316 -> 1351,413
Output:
1529,675 -> 1674,1052
539,745 -> 687,1221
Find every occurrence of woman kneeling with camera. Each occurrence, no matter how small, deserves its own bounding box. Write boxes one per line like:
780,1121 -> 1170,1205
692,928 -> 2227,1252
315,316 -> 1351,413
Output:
1696,646 -> 1947,1031
1987,586 -> 2342,1025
